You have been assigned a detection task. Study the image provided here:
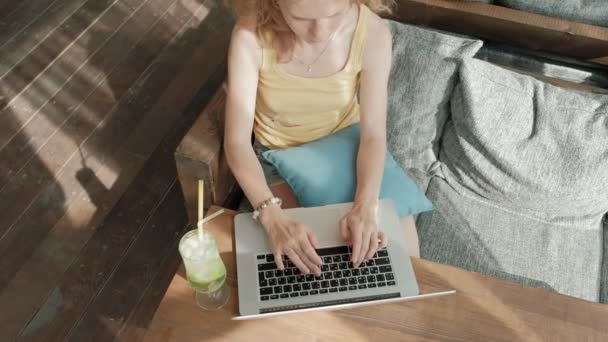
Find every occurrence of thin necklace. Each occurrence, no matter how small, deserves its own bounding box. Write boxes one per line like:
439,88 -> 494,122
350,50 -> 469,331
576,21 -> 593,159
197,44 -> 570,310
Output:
292,6 -> 350,73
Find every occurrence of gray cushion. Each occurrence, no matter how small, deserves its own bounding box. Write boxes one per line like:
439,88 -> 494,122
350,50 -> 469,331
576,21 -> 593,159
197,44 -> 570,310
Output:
386,20 -> 483,191
496,0 -> 608,27
419,58 -> 608,301
602,217 -> 608,304
418,176 -> 603,302
441,58 -> 608,215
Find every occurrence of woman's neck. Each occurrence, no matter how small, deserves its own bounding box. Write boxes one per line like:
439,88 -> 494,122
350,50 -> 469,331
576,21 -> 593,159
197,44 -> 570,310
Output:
292,3 -> 355,51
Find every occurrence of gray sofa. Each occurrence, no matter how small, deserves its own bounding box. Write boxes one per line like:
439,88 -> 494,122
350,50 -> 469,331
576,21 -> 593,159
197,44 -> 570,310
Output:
174,0 -> 608,306
386,20 -> 608,303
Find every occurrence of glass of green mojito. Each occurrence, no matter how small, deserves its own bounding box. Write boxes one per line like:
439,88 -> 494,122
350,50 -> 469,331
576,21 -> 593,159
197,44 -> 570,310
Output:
178,229 -> 229,310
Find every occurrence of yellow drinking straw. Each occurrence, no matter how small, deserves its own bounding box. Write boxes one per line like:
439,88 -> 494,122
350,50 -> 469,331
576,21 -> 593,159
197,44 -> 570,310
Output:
197,179 -> 204,241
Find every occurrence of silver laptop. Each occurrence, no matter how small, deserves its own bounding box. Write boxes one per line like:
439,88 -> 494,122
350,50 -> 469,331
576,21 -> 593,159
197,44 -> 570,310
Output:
233,199 -> 454,319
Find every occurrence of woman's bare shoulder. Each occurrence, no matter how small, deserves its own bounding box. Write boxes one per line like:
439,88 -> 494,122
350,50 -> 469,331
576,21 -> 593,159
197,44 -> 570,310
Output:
230,21 -> 263,51
229,21 -> 263,69
362,11 -> 392,68
366,10 -> 392,43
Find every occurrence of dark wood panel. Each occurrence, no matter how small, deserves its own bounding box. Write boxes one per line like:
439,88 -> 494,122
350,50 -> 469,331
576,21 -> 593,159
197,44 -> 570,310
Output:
0,0 -> 63,46
0,2 -> 27,22
66,183 -> 188,342
0,3 -> 231,340
91,62 -> 229,341
0,152 -> 144,340
16,149 -> 181,341
0,0 -> 177,189
0,0 -> 195,291
0,0 -> 149,148
0,0 -> 88,77
0,0 -> 190,245
0,28 -> 195,325
105,64 -> 229,342
17,49 -> 226,339
0,1 -> 26,20
0,0 -> 118,106
0,0 -> 133,149
115,241 -> 183,342
391,0 -> 608,66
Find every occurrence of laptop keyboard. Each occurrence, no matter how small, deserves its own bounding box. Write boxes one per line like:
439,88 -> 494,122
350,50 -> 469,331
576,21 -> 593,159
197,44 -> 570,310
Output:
256,246 -> 397,302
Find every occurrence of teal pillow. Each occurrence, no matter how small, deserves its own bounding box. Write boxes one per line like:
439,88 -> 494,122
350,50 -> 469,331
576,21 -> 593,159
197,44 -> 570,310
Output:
261,124 -> 433,217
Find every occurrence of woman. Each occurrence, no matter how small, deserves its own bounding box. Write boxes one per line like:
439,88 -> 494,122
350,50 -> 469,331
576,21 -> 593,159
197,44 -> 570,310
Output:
223,0 -> 418,276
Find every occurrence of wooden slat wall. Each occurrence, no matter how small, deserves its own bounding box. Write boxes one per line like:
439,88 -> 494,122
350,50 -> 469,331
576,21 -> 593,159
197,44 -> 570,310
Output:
0,0 -> 183,291
0,0 -> 67,48
65,66 -> 226,342
391,0 -> 608,67
0,0 -> 233,340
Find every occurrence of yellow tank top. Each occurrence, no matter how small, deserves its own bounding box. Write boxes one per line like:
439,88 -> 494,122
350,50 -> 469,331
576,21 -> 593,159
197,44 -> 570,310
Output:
254,4 -> 371,149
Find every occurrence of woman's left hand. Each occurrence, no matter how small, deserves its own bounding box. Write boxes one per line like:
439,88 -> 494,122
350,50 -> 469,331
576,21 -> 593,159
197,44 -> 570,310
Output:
339,201 -> 387,268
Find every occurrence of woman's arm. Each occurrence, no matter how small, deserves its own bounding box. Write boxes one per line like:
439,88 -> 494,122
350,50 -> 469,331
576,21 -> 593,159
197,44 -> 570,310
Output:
224,25 -> 322,274
341,17 -> 392,267
223,25 -> 273,210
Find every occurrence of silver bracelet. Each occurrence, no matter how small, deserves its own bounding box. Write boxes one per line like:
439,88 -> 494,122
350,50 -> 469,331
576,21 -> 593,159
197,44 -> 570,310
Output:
252,196 -> 282,221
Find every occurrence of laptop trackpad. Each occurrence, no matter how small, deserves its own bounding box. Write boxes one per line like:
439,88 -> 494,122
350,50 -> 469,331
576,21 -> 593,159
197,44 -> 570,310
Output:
235,206 -> 348,255
283,207 -> 345,248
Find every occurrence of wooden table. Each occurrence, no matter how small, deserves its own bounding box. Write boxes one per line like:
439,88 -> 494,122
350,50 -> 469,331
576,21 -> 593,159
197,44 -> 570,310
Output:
143,207 -> 608,342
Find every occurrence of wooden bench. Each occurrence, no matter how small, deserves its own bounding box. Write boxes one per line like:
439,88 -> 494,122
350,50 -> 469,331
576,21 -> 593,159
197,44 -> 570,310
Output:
175,0 -> 608,228
175,87 -> 237,227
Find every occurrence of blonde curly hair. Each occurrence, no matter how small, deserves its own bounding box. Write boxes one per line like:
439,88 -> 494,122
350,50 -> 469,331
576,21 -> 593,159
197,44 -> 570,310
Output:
224,0 -> 395,61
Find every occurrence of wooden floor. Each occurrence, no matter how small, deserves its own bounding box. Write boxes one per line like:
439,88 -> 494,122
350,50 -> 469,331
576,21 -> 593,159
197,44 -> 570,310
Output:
0,0 -> 232,340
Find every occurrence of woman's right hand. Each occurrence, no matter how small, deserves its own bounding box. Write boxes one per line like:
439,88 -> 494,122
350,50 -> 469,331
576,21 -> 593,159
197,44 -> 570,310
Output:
258,205 -> 323,276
